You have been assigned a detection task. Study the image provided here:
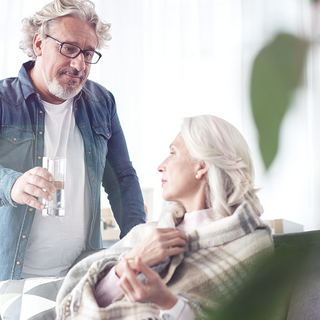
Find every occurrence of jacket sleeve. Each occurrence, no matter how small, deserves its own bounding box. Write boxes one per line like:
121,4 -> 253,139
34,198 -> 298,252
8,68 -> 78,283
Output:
101,109 -> 146,238
0,165 -> 22,207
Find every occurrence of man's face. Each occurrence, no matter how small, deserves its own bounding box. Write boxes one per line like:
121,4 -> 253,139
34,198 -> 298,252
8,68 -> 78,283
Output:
36,16 -> 98,103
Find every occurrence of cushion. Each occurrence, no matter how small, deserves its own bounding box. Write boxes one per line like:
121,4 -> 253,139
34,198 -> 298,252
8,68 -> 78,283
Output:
286,246 -> 320,320
0,277 -> 64,320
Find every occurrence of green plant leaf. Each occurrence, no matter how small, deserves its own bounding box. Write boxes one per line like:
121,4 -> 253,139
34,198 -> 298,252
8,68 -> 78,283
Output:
250,33 -> 308,169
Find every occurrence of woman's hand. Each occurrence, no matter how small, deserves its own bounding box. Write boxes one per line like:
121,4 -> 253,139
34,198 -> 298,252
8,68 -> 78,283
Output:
115,228 -> 188,277
118,257 -> 178,310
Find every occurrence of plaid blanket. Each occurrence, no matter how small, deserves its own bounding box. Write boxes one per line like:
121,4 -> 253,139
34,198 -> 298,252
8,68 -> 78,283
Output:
56,202 -> 273,320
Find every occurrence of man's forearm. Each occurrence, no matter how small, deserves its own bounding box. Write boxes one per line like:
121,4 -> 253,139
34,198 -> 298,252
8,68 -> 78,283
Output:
0,166 -> 22,207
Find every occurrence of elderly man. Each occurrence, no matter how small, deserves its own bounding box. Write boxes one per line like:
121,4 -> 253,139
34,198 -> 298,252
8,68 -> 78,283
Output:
0,0 -> 146,281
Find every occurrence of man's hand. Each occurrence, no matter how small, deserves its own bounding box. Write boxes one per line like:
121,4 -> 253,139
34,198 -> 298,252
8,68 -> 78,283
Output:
118,257 -> 178,310
115,228 -> 188,277
10,167 -> 56,210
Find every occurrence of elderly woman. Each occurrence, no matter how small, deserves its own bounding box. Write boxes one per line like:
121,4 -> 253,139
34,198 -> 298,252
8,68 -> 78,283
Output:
56,115 -> 273,320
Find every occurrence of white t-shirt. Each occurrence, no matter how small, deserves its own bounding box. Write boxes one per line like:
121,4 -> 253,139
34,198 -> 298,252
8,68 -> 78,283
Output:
22,98 -> 92,278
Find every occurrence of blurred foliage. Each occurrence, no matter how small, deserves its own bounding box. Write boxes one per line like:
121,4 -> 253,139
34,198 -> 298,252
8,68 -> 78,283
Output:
203,4 -> 317,319
250,33 -> 309,169
203,248 -> 302,320
203,30 -> 311,320
203,239 -> 320,320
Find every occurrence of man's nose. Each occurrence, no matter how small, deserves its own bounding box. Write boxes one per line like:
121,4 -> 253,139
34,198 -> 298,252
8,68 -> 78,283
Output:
70,53 -> 86,72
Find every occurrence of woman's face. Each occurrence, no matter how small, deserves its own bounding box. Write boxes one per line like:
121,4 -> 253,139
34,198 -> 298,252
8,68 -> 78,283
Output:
158,133 -> 202,208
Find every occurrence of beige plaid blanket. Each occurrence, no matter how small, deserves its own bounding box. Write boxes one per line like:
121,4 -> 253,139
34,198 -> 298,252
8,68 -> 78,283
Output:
56,202 -> 273,320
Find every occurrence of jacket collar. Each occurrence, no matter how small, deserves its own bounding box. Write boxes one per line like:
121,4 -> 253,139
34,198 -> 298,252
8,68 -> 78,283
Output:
19,61 -> 38,101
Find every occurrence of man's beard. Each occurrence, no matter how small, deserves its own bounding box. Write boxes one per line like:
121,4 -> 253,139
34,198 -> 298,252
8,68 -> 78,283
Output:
42,67 -> 85,100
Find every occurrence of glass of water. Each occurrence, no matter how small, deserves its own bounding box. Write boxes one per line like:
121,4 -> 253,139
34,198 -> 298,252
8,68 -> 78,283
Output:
41,156 -> 66,217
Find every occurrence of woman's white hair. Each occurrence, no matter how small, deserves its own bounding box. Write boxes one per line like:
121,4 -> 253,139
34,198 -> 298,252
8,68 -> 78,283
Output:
180,115 -> 263,217
19,0 -> 111,60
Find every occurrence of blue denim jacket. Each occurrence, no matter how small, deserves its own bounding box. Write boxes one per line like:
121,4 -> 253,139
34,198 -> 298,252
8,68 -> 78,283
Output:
0,61 -> 146,280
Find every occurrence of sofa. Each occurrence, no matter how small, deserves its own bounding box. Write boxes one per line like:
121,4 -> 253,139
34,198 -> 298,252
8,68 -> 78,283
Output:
207,230 -> 320,320
273,230 -> 320,320
0,230 -> 319,320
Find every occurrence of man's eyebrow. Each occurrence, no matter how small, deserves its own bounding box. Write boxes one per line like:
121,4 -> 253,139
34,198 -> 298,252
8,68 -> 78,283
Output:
64,40 -> 96,51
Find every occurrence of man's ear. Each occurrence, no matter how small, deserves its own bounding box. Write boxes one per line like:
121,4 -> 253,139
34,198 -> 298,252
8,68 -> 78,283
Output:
33,34 -> 43,57
196,161 -> 209,179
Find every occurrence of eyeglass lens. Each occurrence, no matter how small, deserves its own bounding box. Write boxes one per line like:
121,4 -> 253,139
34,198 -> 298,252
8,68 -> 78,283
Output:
61,43 -> 98,63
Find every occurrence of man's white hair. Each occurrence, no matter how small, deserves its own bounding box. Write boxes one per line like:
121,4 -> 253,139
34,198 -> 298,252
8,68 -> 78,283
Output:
180,115 -> 263,217
19,0 -> 111,59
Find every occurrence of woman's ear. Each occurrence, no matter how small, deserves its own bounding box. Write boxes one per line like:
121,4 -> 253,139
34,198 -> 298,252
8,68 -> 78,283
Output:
196,161 -> 208,179
33,34 -> 43,57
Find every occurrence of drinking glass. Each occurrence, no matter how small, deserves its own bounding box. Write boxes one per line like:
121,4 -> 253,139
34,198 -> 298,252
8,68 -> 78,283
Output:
41,156 -> 66,217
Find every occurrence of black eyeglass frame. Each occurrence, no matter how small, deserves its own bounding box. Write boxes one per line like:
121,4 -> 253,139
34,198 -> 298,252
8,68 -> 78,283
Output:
45,34 -> 102,64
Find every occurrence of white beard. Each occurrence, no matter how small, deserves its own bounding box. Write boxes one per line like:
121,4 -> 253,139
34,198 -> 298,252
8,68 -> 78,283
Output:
41,66 -> 84,100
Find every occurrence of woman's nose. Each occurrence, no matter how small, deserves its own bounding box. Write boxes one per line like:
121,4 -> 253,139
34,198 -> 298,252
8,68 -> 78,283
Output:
157,161 -> 165,172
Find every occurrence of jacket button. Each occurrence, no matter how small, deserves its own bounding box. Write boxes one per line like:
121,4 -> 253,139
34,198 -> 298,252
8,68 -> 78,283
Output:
39,132 -> 43,135
13,138 -> 17,141
29,208 -> 33,211
39,110 -> 43,114
22,235 -> 27,239
38,156 -> 41,160
16,261 -> 21,265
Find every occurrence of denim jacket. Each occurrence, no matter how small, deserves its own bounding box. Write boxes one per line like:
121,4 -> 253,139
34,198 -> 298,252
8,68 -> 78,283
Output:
0,61 -> 146,280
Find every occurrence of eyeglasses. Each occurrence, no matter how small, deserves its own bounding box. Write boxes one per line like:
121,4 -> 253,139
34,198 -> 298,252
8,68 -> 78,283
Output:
45,34 -> 102,64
